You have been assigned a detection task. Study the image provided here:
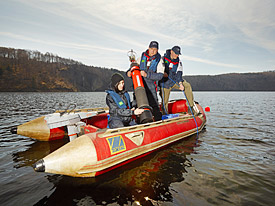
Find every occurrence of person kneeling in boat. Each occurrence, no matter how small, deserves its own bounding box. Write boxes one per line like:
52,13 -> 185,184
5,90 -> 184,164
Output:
106,73 -> 144,129
159,46 -> 200,115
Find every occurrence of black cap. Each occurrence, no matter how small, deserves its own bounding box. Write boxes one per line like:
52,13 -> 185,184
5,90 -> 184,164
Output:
172,46 -> 181,55
111,73 -> 124,88
149,41 -> 159,49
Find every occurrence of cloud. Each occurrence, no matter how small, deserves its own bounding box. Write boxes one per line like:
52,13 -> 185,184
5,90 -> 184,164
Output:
181,0 -> 275,51
182,54 -> 246,69
17,0 -> 275,53
2,0 -> 275,73
0,31 -> 125,53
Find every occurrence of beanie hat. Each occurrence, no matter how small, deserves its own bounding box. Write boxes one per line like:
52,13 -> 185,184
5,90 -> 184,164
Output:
111,73 -> 124,88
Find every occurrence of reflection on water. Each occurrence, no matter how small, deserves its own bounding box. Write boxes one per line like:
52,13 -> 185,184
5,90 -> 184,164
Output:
0,92 -> 275,206
12,139 -> 69,169
30,135 -> 201,206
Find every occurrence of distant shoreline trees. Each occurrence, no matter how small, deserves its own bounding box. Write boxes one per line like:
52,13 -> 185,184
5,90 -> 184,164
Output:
0,47 -> 82,65
1,46 -> 274,92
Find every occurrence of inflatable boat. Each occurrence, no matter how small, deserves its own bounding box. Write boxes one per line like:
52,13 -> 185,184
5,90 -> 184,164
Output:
11,99 -> 204,141
10,106 -> 109,141
32,99 -> 207,177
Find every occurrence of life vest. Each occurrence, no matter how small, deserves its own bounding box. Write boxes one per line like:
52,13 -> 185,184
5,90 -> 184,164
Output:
163,50 -> 179,73
106,90 -> 131,109
139,50 -> 161,72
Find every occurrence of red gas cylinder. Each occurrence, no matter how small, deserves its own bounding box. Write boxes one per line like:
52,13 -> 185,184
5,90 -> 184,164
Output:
131,65 -> 144,89
168,99 -> 188,114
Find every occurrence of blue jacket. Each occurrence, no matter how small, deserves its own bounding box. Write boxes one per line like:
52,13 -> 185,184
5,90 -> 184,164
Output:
125,50 -> 163,106
106,90 -> 131,109
159,49 -> 184,88
106,88 -> 133,124
139,50 -> 163,83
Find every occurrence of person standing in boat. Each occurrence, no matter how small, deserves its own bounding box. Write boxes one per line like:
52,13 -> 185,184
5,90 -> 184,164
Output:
159,46 -> 199,115
127,41 -> 164,121
106,73 -> 144,129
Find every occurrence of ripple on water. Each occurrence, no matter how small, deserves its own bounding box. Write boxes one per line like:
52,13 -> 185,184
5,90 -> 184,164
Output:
1,92 -> 275,206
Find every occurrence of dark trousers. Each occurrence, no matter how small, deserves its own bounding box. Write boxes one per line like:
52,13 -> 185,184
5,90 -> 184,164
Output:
108,117 -> 126,129
143,81 -> 162,121
108,117 -> 137,129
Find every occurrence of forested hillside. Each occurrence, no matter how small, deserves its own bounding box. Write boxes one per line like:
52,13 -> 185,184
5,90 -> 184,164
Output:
1,47 -> 274,91
184,72 -> 275,91
0,47 -> 131,92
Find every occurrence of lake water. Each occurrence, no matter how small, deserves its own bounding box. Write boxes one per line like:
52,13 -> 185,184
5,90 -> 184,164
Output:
0,92 -> 274,206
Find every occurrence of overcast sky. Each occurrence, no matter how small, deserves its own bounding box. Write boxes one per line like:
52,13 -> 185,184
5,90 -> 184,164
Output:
1,0 -> 274,75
